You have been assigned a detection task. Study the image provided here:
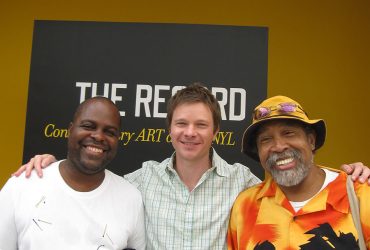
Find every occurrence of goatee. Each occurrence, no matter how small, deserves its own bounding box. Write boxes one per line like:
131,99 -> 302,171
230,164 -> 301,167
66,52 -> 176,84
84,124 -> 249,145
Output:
265,149 -> 311,187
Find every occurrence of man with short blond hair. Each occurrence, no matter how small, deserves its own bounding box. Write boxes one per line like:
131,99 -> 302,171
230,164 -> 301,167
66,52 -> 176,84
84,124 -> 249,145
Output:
12,85 -> 370,250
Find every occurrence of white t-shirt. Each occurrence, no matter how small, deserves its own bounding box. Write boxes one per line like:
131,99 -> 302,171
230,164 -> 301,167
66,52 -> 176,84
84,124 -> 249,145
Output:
290,168 -> 339,212
0,161 -> 145,250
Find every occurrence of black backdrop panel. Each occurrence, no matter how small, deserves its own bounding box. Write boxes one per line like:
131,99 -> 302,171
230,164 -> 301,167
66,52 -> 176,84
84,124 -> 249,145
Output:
23,21 -> 268,179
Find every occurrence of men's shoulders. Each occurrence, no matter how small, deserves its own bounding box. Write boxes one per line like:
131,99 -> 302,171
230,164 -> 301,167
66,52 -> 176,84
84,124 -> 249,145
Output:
141,158 -> 169,169
239,174 -> 276,201
106,170 -> 142,199
237,181 -> 265,200
129,157 -> 171,173
140,158 -> 173,179
353,176 -> 370,194
212,148 -> 250,172
218,161 -> 259,179
321,165 -> 370,195
124,157 -> 172,186
2,161 -> 60,190
230,182 -> 265,221
212,149 -> 261,186
0,161 -> 62,218
318,165 -> 341,173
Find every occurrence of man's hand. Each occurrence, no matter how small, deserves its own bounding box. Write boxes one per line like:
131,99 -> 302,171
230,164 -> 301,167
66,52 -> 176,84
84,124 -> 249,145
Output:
341,162 -> 370,185
12,154 -> 57,178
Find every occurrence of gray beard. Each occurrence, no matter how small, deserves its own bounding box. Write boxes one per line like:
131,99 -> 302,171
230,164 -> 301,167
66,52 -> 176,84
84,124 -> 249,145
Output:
265,149 -> 312,187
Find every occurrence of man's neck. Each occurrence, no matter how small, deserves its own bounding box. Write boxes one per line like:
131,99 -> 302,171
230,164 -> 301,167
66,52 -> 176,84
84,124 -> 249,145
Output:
279,166 -> 325,202
59,160 -> 105,192
174,154 -> 212,191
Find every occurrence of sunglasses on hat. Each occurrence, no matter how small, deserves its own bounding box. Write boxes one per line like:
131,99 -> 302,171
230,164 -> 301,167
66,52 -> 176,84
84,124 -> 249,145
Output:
253,102 -> 306,120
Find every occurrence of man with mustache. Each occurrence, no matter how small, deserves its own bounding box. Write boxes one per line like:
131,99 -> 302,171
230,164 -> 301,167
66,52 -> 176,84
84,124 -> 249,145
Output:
12,85 -> 370,250
0,97 -> 145,250
227,95 -> 370,249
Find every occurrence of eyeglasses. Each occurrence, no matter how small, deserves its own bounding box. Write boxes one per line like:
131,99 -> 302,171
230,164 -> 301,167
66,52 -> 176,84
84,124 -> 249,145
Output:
253,102 -> 306,120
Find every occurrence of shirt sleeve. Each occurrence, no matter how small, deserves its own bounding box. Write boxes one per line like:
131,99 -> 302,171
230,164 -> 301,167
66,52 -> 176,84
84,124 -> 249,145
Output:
127,197 -> 146,250
124,167 -> 144,188
0,177 -> 18,250
235,163 -> 262,188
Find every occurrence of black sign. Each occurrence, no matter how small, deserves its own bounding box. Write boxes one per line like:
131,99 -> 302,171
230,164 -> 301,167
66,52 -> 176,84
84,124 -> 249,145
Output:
24,21 -> 268,178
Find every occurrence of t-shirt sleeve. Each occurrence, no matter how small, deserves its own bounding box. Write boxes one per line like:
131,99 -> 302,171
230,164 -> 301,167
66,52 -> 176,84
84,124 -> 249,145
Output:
127,196 -> 146,250
0,177 -> 19,250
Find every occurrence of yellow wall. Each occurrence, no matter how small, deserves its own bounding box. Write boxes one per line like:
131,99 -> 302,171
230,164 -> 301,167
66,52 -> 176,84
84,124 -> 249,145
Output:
1,0 -> 369,187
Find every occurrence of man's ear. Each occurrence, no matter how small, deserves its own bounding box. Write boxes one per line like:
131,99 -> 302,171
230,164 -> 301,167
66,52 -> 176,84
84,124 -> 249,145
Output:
307,131 -> 316,151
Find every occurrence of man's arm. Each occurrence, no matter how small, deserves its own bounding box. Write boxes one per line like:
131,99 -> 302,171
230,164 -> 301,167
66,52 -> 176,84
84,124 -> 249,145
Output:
12,153 -> 146,186
12,154 -> 370,184
12,154 -> 57,178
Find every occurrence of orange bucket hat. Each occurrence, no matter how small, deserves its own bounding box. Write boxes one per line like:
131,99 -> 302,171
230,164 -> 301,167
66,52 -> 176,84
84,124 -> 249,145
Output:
241,95 -> 326,161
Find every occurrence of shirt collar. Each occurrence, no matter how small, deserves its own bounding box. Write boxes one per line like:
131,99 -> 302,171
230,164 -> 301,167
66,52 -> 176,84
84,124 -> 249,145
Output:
165,148 -> 230,177
165,151 -> 177,175
211,148 -> 230,177
256,168 -> 350,214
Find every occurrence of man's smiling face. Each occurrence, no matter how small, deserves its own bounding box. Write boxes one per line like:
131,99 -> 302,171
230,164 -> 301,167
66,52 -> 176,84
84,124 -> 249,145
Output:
256,120 -> 316,187
67,99 -> 120,175
169,102 -> 218,163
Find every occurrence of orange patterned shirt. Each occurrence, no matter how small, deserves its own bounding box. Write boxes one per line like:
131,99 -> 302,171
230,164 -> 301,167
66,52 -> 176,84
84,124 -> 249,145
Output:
227,168 -> 370,250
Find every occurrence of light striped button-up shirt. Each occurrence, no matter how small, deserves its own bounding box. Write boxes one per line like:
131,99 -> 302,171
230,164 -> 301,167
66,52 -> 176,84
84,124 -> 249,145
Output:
125,149 -> 261,250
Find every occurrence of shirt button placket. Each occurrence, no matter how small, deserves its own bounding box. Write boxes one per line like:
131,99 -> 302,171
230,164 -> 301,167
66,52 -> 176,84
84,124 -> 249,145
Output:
183,192 -> 193,250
